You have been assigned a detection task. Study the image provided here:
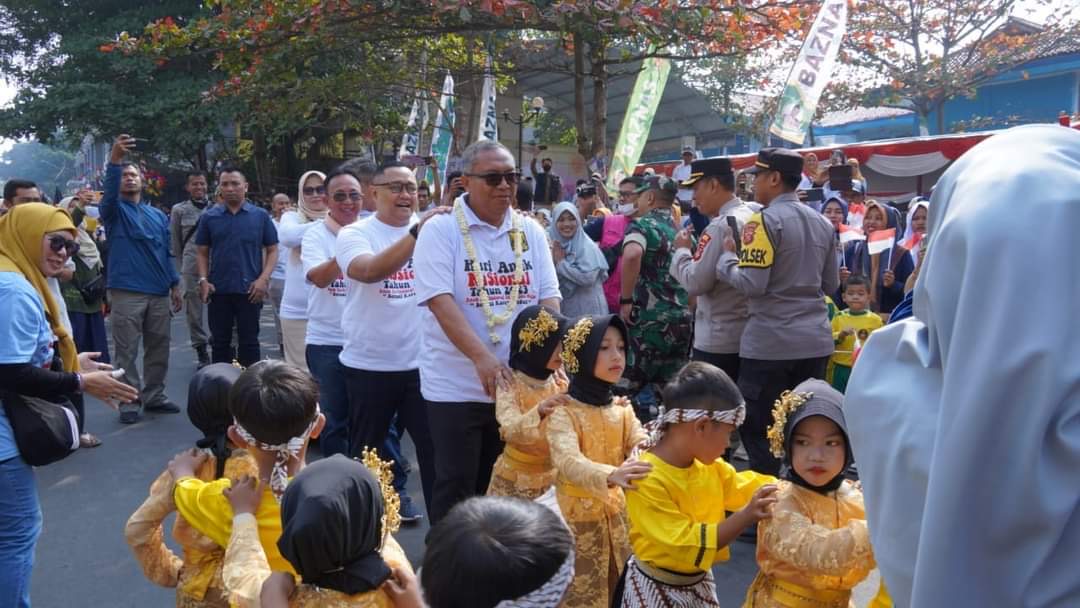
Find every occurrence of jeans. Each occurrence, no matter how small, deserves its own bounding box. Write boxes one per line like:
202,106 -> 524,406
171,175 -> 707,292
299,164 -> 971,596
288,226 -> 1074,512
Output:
207,294 -> 262,366
0,455 -> 42,608
425,401 -> 503,525
343,367 -> 435,515
305,345 -> 350,458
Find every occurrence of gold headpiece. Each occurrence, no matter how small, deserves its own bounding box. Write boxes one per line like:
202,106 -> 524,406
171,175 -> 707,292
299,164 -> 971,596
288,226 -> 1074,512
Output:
360,447 -> 401,548
766,390 -> 813,458
518,309 -> 559,353
561,317 -> 593,374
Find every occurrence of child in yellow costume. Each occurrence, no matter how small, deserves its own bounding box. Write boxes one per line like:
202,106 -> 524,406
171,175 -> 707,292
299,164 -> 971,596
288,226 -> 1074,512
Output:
487,305 -> 570,500
222,453 -> 413,607
546,314 -> 650,608
169,360 -> 325,605
125,363 -> 257,608
619,362 -> 778,607
744,379 -> 876,608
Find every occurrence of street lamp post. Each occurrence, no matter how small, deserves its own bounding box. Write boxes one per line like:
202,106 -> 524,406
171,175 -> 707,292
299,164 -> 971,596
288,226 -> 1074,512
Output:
502,96 -> 545,169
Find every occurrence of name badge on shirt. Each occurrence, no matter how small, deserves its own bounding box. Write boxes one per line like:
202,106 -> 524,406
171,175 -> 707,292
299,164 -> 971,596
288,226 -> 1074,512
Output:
738,212 -> 774,269
508,229 -> 529,252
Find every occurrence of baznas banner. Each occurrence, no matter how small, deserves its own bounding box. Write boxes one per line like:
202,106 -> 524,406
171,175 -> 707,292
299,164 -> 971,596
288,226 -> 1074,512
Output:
478,55 -> 499,142
769,0 -> 848,145
430,72 -> 456,179
399,98 -> 421,159
606,55 -> 672,192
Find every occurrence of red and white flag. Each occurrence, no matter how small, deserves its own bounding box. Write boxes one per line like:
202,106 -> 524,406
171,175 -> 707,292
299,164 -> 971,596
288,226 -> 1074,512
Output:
848,203 -> 865,229
867,228 -> 896,256
852,336 -> 863,364
838,224 -> 865,245
900,231 -> 923,252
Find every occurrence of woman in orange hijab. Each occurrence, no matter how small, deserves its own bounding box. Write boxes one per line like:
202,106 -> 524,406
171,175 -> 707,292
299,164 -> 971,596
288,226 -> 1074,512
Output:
0,203 -> 138,605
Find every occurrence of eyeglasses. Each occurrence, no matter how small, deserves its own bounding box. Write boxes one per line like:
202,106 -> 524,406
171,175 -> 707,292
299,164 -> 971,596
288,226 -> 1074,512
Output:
302,185 -> 326,196
372,182 -> 418,194
48,234 -> 80,256
331,191 -> 363,203
466,172 -> 521,187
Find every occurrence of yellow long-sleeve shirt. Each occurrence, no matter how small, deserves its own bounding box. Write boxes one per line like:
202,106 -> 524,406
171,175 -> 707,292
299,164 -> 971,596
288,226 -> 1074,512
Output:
626,451 -> 776,573
831,309 -> 883,367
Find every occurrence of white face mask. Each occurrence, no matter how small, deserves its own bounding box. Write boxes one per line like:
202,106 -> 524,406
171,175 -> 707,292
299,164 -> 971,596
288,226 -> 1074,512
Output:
85,205 -> 100,219
617,203 -> 635,216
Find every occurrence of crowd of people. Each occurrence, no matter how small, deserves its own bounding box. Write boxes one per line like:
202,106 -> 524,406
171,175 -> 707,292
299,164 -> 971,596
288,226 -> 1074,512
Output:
0,122 -> 1077,608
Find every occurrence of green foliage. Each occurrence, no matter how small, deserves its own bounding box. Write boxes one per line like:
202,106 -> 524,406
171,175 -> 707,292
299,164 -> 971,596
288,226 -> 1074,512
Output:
0,141 -> 76,197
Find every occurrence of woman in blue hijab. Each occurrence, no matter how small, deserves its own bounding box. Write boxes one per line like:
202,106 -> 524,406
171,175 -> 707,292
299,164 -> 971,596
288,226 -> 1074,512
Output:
548,202 -> 609,316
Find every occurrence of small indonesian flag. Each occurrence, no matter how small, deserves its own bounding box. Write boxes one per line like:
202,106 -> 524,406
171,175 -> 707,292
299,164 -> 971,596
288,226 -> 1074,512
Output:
848,203 -> 865,229
838,224 -> 865,244
900,231 -> 923,252
867,228 -> 896,256
852,336 -> 863,364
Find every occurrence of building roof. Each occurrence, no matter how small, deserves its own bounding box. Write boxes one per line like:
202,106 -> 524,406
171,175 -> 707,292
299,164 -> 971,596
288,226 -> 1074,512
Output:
816,106 -> 914,127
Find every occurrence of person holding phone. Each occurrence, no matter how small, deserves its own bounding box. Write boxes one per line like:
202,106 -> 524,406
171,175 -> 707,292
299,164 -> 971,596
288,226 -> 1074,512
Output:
529,153 -> 562,207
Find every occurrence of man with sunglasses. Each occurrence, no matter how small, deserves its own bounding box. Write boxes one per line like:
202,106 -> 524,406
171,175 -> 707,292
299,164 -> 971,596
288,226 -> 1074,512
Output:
194,165 -> 279,367
102,135 -> 184,424
414,140 -> 561,525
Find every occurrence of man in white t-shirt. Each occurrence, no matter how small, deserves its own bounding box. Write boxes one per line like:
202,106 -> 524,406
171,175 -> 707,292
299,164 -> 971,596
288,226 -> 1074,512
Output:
300,168 -> 360,459
672,146 -> 696,205
336,161 -> 447,522
414,140 -> 561,524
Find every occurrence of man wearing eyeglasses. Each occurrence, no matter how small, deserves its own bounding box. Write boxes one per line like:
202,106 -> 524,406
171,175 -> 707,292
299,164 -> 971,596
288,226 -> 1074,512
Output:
295,167 -> 362,461
102,135 -> 184,424
194,164 -> 279,368
337,161 -> 447,524
414,140 -> 561,525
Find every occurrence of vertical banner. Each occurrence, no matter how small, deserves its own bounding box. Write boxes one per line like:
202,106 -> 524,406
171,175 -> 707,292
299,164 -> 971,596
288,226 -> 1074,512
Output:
478,55 -> 499,142
769,0 -> 848,145
399,98 -> 421,160
430,72 -> 456,180
606,55 -> 672,192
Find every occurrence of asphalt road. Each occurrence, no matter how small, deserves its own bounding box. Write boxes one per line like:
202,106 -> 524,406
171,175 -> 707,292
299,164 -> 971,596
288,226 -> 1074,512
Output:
30,312 -> 874,606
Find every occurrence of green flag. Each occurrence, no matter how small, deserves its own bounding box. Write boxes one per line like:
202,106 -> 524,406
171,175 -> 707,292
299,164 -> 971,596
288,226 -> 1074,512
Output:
606,56 -> 672,192
430,73 -> 456,179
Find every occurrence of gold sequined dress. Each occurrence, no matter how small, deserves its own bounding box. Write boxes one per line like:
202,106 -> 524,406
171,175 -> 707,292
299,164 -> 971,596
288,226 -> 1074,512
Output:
223,513 -> 413,607
744,480 -> 876,608
487,370 -> 568,500
124,449 -> 258,608
547,397 -> 647,608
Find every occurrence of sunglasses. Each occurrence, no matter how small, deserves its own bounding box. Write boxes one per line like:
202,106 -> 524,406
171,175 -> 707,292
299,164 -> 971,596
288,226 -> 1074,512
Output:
302,185 -> 326,196
466,172 -> 521,187
331,191 -> 363,203
48,234 -> 80,257
373,182 -> 418,195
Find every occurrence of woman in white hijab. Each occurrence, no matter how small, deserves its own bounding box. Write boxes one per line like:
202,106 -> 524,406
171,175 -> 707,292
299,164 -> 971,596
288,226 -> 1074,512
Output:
276,170 -> 327,372
548,201 -> 609,316
845,124 -> 1080,607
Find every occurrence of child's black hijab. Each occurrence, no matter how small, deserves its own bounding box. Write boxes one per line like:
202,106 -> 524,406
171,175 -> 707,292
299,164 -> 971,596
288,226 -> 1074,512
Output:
779,379 -> 854,494
509,305 -> 569,381
277,454 -> 391,595
564,314 -> 628,406
186,363 -> 242,479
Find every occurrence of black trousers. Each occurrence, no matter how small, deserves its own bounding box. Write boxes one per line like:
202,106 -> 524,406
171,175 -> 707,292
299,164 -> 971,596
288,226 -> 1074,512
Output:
737,356 -> 830,476
207,294 -> 262,366
425,400 -> 503,526
691,348 -> 742,384
343,367 -> 435,515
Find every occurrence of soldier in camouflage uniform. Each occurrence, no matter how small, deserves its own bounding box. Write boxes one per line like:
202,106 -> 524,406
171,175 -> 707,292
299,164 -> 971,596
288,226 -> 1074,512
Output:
618,175 -> 692,418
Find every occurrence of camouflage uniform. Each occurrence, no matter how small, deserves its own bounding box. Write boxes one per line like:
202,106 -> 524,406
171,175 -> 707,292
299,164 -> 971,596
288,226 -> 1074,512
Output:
622,207 -> 692,393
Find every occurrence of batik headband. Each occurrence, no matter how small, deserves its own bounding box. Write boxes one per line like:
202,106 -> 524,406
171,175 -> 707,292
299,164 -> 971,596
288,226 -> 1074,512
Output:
494,548 -> 575,608
766,390 -> 812,458
637,404 -> 746,453
232,406 -> 321,502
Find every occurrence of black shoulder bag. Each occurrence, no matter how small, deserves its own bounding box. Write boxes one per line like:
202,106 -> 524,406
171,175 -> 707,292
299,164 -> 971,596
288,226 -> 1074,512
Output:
1,356 -> 80,466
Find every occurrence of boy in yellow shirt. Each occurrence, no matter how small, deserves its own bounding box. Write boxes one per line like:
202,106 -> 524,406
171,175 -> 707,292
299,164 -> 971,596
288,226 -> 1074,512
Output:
619,362 -> 778,607
167,360 -> 324,604
831,275 -> 883,393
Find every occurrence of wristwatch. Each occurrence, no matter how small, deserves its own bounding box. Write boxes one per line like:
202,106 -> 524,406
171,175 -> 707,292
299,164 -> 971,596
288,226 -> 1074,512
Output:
409,224 -> 420,240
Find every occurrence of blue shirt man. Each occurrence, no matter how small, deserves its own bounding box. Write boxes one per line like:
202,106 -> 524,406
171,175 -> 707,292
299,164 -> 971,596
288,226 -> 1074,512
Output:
100,163 -> 180,296
194,166 -> 278,366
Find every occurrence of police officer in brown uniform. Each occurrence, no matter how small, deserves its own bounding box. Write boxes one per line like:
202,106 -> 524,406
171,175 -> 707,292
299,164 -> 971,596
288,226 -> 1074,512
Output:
669,158 -> 756,383
717,148 -> 840,475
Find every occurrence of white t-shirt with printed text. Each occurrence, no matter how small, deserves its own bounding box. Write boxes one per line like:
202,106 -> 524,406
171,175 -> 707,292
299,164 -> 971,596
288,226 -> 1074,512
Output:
301,221 -> 348,347
413,199 -> 561,403
336,214 -> 421,371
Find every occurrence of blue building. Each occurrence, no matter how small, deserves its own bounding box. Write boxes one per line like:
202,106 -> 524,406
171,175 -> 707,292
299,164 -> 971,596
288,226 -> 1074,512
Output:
814,20 -> 1080,143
